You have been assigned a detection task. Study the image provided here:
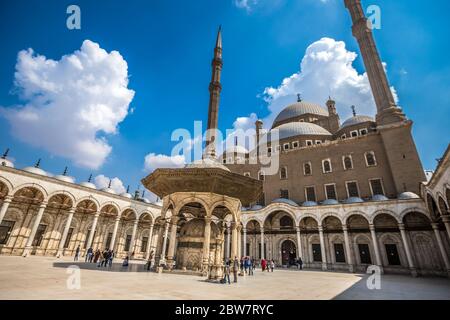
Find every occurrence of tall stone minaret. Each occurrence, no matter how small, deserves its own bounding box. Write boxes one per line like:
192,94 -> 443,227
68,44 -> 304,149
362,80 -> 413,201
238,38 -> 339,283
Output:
344,0 -> 406,125
345,0 -> 426,194
205,26 -> 223,159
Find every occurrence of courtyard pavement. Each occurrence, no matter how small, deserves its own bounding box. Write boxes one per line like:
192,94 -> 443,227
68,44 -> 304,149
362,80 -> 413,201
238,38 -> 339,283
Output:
0,256 -> 449,300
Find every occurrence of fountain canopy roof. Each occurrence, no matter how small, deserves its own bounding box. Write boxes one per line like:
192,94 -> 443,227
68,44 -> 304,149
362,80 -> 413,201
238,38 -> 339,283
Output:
141,158 -> 263,207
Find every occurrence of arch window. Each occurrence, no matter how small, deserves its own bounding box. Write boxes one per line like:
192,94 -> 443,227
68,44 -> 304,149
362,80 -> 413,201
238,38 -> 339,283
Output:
280,216 -> 294,229
0,220 -> 15,245
304,162 -> 312,176
365,151 -> 377,167
280,189 -> 289,199
324,183 -> 337,200
343,155 -> 353,170
346,181 -> 360,198
322,159 -> 332,174
369,178 -> 385,196
280,167 -> 288,180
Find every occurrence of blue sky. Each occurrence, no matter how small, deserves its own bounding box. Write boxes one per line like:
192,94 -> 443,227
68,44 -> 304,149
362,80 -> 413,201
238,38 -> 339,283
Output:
0,0 -> 449,196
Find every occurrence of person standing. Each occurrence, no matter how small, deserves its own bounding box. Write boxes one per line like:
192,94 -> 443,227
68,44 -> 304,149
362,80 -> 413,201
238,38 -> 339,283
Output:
247,257 -> 253,276
122,255 -> 129,267
147,250 -> 154,271
261,258 -> 266,272
93,249 -> 100,263
270,259 -> 275,272
298,257 -> 303,270
74,245 -> 80,261
232,256 -> 239,283
108,250 -> 114,268
223,260 -> 231,284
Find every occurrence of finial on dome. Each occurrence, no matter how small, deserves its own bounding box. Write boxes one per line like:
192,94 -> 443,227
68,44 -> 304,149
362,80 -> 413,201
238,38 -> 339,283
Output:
108,179 -> 112,189
134,190 -> 140,199
35,158 -> 41,168
297,93 -> 302,102
87,174 -> 92,182
351,105 -> 356,117
62,166 -> 68,176
2,148 -> 9,159
141,190 -> 146,198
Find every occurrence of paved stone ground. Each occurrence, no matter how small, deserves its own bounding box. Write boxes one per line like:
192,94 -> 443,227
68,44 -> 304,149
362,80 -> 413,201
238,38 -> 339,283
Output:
0,256 -> 449,300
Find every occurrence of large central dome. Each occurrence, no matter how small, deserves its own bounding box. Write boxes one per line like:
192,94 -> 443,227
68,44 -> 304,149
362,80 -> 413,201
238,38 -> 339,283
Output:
273,101 -> 329,128
266,122 -> 332,141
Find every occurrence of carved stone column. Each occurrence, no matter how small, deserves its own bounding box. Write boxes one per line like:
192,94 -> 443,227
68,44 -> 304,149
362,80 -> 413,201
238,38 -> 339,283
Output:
442,216 -> 450,244
159,220 -> 170,266
0,196 -> 13,224
242,228 -> 247,257
226,224 -> 231,259
260,227 -> 265,260
202,217 -> 212,273
145,223 -> 155,260
128,219 -> 139,256
431,223 -> 450,278
398,223 -> 417,277
23,202 -> 48,257
318,225 -> 327,271
342,224 -> 354,272
230,222 -> 238,259
295,226 -> 303,260
56,207 -> 76,257
109,216 -> 121,251
369,224 -> 383,273
167,216 -> 179,267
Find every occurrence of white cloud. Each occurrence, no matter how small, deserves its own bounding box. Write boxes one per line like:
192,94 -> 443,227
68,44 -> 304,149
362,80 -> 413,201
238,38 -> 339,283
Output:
0,40 -> 135,169
235,37 -> 398,130
144,153 -> 186,173
234,0 -> 258,11
94,174 -> 126,194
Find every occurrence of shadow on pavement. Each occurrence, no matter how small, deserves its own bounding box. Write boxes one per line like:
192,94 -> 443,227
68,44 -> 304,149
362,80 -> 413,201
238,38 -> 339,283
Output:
53,261 -> 152,273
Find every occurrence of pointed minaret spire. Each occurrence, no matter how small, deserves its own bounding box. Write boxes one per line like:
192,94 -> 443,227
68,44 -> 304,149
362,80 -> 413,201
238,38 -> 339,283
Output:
344,0 -> 406,125
62,166 -> 68,176
205,26 -> 223,159
87,174 -> 92,182
35,159 -> 41,168
1,148 -> 9,159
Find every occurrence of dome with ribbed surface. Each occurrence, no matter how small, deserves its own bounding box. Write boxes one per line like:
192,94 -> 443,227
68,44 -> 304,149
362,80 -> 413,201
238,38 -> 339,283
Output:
344,197 -> 364,204
371,194 -> 389,202
271,198 -> 299,207
322,199 -> 339,206
340,115 -> 374,129
273,101 -> 329,128
54,175 -> 75,184
398,192 -> 420,200
302,201 -> 318,207
23,166 -> 48,176
1,159 -> 14,168
266,122 -> 332,141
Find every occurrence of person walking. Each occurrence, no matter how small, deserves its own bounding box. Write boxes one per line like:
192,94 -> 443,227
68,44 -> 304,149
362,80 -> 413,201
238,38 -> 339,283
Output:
223,260 -> 231,284
261,258 -> 266,272
240,256 -> 244,275
93,249 -> 100,263
101,249 -> 109,267
97,250 -> 104,267
243,257 -> 249,274
298,257 -> 303,270
270,259 -> 275,272
74,245 -> 80,261
85,247 -> 93,262
232,256 -> 239,283
247,257 -> 253,276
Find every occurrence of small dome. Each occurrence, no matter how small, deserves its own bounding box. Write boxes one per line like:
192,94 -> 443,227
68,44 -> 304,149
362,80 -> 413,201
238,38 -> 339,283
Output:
120,192 -> 133,199
23,166 -> 48,176
101,187 -> 116,194
224,145 -> 248,154
249,205 -> 264,211
80,182 -> 97,189
185,158 -> 230,172
273,101 -> 329,128
302,201 -> 318,207
344,197 -> 364,204
398,192 -> 420,200
340,115 -> 375,129
322,199 -> 339,206
271,198 -> 299,207
371,194 -> 389,202
1,159 -> 14,168
54,175 -> 75,184
265,122 -> 332,142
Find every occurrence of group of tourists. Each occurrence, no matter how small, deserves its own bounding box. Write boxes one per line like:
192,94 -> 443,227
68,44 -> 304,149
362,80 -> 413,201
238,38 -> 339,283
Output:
222,256 -> 270,284
260,258 -> 275,272
73,245 -> 115,268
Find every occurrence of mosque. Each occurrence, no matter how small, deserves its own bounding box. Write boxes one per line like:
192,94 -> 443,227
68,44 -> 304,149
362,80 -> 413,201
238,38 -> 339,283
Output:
0,0 -> 449,278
